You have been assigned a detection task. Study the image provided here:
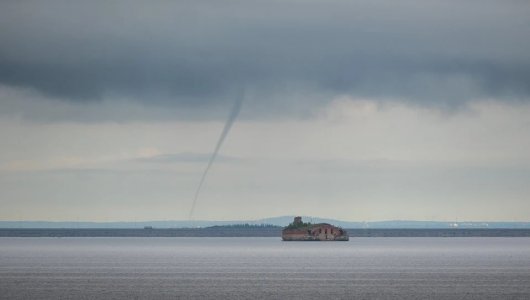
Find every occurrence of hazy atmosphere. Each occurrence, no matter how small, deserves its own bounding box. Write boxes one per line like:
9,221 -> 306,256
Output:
1,0 -> 530,222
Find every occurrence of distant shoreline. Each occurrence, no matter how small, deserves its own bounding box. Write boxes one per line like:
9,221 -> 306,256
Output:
2,217 -> 529,230
1,228 -> 530,237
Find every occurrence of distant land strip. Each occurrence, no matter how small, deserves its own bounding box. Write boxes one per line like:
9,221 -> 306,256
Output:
1,228 -> 530,237
1,217 -> 530,229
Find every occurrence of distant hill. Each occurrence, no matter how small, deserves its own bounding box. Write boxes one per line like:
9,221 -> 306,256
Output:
257,216 -> 530,229
0,216 -> 529,229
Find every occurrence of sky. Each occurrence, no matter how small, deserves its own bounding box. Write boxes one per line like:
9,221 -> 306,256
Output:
1,0 -> 530,222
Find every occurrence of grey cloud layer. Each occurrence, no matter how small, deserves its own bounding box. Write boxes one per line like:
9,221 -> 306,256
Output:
135,152 -> 240,164
1,0 -> 529,119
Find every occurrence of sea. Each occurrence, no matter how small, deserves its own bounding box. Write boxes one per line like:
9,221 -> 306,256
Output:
1,237 -> 529,299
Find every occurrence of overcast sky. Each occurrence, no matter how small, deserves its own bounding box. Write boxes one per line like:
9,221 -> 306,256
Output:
1,0 -> 529,221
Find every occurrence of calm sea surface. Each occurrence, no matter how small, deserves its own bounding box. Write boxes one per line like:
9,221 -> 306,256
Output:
1,237 -> 530,299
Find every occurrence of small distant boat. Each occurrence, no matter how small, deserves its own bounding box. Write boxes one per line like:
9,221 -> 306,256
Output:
282,216 -> 349,241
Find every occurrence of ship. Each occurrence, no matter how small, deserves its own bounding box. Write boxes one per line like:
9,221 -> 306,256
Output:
282,216 -> 349,241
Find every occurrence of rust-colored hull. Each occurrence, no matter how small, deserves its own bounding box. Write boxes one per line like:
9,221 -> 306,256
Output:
282,234 -> 349,241
281,226 -> 349,241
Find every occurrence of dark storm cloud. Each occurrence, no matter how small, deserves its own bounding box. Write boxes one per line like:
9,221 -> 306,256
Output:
0,0 -> 529,119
